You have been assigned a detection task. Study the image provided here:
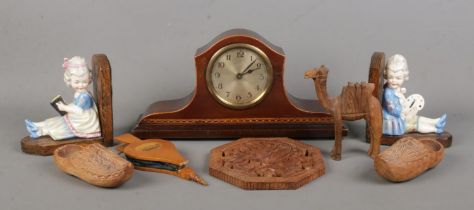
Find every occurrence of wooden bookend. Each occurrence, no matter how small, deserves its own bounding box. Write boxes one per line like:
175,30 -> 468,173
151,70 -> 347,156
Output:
367,52 -> 452,147
92,54 -> 113,147
381,132 -> 452,147
368,52 -> 385,101
209,137 -> 325,190
21,54 -> 113,156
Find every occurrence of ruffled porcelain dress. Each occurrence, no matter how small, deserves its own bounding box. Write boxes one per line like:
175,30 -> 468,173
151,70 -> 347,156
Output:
42,92 -> 101,140
382,86 -> 406,135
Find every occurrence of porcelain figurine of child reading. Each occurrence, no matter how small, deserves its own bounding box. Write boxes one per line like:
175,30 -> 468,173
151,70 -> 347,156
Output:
382,54 -> 447,136
25,56 -> 101,140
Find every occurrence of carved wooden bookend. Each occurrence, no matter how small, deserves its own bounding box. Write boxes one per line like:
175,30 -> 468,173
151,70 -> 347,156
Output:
374,137 -> 444,182
381,132 -> 452,147
115,133 -> 207,186
53,143 -> 134,188
209,138 -> 325,190
305,66 -> 382,161
21,54 -> 113,156
367,52 -> 452,147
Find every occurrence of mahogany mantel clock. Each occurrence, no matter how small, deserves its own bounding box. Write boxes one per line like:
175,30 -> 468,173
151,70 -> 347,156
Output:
131,29 -> 343,139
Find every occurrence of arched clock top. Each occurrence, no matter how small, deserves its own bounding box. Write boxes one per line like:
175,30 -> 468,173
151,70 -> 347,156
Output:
195,29 -> 285,58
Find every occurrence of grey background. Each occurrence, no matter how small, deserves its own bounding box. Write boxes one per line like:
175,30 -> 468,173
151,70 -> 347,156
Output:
1,0 -> 473,209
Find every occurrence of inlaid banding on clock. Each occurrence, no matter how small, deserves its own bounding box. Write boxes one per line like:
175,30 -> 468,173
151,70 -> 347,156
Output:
206,43 -> 273,109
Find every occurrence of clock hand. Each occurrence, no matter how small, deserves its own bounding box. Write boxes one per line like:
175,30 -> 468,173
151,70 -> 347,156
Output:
240,60 -> 257,74
237,60 -> 257,79
236,67 -> 261,80
244,67 -> 261,74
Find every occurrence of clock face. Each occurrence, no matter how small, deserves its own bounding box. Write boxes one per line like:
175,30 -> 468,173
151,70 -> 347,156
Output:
206,43 -> 273,109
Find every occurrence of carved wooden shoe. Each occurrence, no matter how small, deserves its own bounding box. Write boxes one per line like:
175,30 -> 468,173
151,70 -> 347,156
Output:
374,137 -> 444,182
54,143 -> 134,187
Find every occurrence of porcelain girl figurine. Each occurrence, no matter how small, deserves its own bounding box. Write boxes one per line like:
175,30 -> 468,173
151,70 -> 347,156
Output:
382,54 -> 447,136
25,56 -> 101,140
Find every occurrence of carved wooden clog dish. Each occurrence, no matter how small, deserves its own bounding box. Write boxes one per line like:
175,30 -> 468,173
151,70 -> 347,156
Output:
54,143 -> 134,188
374,137 -> 444,182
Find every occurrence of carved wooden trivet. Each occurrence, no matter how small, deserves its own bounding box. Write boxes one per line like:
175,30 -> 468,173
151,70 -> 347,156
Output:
209,137 -> 325,190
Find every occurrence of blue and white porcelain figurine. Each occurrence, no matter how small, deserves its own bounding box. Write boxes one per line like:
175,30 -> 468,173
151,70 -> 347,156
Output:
25,56 -> 101,140
382,54 -> 447,136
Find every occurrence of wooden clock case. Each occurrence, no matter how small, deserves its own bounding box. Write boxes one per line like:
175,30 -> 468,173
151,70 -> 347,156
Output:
132,29 -> 345,139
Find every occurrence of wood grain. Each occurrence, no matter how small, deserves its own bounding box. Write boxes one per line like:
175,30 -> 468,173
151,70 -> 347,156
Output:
114,133 -> 207,186
21,136 -> 102,156
375,137 -> 444,182
54,143 -> 133,187
381,132 -> 452,147
92,54 -> 113,146
305,66 -> 382,160
209,137 -> 325,190
132,29 -> 345,139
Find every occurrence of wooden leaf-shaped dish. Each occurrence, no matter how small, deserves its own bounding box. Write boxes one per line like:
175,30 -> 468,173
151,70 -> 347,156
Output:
54,143 -> 134,187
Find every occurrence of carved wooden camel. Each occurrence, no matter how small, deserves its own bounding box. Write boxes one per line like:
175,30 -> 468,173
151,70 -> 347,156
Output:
305,65 -> 382,160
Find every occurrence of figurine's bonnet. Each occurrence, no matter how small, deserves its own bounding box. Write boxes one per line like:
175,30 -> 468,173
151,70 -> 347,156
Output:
63,56 -> 91,86
385,54 -> 409,80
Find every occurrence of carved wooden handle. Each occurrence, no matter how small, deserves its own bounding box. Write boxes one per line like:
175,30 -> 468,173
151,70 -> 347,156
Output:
114,133 -> 142,144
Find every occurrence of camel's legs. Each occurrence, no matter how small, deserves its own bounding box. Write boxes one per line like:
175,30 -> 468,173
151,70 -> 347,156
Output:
330,104 -> 343,161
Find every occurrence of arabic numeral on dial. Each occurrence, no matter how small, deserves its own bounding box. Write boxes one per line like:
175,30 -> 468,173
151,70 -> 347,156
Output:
236,95 -> 242,101
247,92 -> 253,98
237,51 -> 245,58
218,62 -> 225,68
226,54 -> 231,60
226,91 -> 231,98
217,83 -> 223,89
258,74 -> 264,80
214,72 -> 220,78
256,63 -> 262,68
256,85 -> 260,91
250,55 -> 254,61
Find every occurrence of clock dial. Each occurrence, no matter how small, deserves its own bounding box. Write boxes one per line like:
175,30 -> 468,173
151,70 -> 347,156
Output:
206,43 -> 273,109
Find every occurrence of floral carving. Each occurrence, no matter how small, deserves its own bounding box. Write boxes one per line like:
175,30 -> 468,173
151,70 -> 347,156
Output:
219,139 -> 318,177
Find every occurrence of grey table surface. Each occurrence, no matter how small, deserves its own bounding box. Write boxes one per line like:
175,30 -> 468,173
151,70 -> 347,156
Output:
1,1 -> 473,209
